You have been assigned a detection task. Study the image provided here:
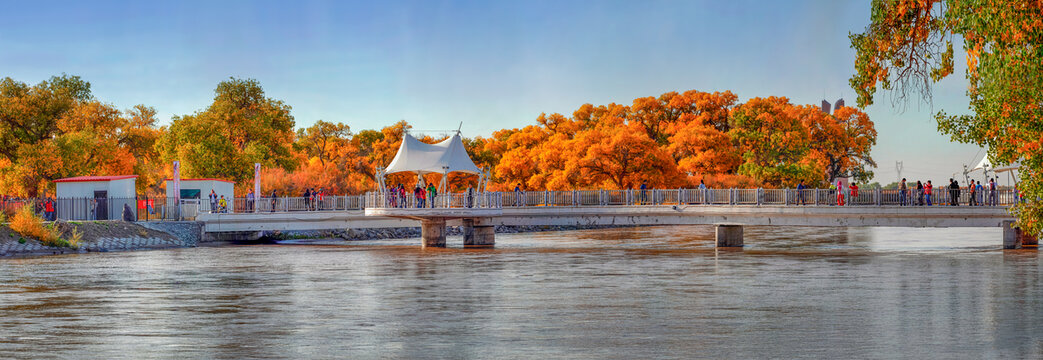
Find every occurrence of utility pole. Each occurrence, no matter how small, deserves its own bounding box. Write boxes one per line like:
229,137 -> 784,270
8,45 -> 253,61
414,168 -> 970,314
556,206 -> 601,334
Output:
895,161 -> 904,185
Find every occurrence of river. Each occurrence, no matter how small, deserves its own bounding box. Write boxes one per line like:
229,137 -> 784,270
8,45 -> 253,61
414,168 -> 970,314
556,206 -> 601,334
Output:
1,225 -> 1040,359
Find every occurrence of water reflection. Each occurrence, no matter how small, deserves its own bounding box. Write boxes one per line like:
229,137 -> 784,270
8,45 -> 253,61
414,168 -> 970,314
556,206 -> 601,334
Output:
0,225 -> 1040,358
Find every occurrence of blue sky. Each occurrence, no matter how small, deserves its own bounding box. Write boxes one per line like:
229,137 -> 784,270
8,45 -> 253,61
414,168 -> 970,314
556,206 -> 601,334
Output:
0,0 -> 992,185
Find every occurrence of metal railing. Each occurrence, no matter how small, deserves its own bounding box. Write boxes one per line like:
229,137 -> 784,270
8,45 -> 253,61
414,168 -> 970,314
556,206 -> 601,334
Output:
489,188 -> 1018,207
2,187 -> 1018,223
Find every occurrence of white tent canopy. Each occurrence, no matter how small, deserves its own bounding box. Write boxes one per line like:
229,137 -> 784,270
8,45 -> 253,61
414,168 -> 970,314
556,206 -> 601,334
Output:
970,154 -> 1021,173
384,132 -> 482,175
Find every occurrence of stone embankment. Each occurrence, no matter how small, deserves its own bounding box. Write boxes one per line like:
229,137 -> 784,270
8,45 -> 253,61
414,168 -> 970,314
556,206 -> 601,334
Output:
0,221 -> 203,257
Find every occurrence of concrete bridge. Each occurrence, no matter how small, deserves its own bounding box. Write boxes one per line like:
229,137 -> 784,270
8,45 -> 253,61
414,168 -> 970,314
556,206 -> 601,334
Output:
196,202 -> 1036,249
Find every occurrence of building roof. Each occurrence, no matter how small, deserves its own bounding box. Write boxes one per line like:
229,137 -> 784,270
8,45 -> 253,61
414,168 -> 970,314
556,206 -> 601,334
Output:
161,178 -> 235,183
54,175 -> 138,183
384,132 -> 482,175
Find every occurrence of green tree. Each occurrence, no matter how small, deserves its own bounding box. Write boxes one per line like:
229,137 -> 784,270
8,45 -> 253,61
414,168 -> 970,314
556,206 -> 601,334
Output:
850,0 -> 1043,235
157,78 -> 296,183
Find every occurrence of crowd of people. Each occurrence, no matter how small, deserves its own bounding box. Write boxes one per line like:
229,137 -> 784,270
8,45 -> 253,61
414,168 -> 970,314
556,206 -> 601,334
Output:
384,183 -> 442,208
894,177 -> 1005,206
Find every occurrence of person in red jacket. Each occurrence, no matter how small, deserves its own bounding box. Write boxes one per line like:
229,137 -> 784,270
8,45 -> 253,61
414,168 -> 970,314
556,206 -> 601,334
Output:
836,179 -> 845,206
849,183 -> 859,205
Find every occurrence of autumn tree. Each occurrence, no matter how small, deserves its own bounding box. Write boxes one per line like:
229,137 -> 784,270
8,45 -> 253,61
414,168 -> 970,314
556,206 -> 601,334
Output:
0,75 -> 161,195
728,97 -> 818,187
157,78 -> 296,184
804,106 -> 877,184
850,0 -> 1043,235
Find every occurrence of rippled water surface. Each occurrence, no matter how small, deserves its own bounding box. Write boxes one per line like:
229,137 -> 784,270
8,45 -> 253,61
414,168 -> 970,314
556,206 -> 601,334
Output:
1,226 -> 1041,359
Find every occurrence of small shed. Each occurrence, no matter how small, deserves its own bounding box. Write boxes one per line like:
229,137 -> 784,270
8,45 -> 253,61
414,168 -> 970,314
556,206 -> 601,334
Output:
54,175 -> 138,220
165,178 -> 235,213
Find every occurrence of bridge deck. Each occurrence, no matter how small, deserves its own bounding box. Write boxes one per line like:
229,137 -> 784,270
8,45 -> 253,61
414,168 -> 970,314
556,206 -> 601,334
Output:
197,205 -> 1013,232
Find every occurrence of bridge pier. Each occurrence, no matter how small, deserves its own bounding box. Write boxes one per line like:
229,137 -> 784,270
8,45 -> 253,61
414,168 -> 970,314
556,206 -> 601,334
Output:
1003,221 -> 1039,249
421,219 -> 447,248
715,224 -> 743,247
463,217 -> 495,247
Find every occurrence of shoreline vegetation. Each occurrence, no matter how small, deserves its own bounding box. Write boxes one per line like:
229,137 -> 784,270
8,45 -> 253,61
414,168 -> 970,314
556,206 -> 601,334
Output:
0,218 -> 634,258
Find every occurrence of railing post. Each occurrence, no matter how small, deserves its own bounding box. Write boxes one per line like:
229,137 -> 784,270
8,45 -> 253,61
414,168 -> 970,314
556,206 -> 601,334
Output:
729,188 -> 735,205
815,189 -> 819,205
876,189 -> 882,206
756,188 -> 762,205
784,189 -> 789,206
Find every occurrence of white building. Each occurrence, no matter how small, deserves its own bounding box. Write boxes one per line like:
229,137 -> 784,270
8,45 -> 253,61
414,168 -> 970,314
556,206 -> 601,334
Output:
53,175 -> 138,220
165,178 -> 236,213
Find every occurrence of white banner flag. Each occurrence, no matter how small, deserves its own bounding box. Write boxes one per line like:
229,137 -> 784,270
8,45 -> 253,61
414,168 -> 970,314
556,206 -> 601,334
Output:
254,163 -> 261,213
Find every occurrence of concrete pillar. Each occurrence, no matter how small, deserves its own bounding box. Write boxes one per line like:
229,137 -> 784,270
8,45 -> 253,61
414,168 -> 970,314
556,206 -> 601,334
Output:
421,219 -> 446,248
463,217 -> 495,247
1005,220 -> 1039,249
715,224 -> 743,247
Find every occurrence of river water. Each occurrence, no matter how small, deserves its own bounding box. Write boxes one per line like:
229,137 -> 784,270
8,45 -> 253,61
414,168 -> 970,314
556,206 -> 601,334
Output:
1,225 -> 1040,359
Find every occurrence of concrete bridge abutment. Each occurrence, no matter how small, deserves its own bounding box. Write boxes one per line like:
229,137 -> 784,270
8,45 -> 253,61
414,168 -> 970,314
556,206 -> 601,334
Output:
421,219 -> 447,248
1003,220 -> 1039,249
715,224 -> 743,248
463,217 -> 495,247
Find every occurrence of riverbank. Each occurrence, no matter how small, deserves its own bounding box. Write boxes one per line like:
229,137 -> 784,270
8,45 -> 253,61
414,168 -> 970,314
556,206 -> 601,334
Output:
0,222 -> 635,257
0,221 -> 201,257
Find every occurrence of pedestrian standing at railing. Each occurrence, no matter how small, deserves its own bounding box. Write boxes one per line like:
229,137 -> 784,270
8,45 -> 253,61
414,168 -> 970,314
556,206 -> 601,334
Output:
950,180 -> 961,206
413,185 -> 424,208
925,180 -> 933,206
699,180 -> 709,204
849,183 -> 859,206
796,180 -> 806,205
975,181 -> 983,206
270,190 -> 278,212
218,195 -> 227,213
209,190 -> 218,213
899,178 -> 908,206
247,189 -> 255,212
397,184 -> 407,208
836,179 -> 845,206
989,178 -> 997,206
916,181 -> 924,206
427,183 -> 437,208
514,184 -> 524,207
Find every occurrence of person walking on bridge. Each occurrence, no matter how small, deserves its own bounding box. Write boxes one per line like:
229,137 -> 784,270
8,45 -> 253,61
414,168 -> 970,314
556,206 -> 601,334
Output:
950,180 -> 961,206
849,182 -> 860,205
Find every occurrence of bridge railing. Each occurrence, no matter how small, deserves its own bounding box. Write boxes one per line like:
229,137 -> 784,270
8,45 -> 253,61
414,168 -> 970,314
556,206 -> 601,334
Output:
367,191 -> 502,209
491,188 -> 1019,207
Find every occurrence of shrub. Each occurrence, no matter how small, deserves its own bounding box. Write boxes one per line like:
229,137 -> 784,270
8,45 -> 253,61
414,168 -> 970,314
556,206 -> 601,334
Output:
10,207 -> 66,248
18,238 -> 26,244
